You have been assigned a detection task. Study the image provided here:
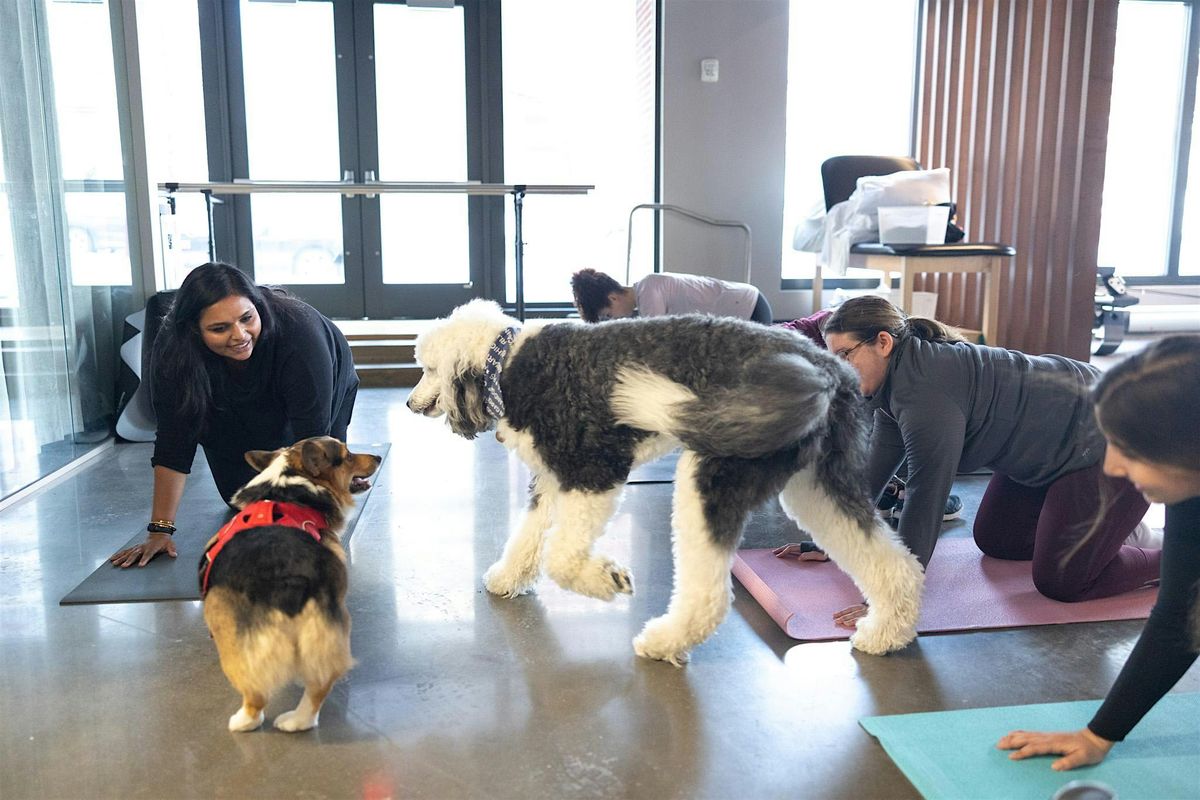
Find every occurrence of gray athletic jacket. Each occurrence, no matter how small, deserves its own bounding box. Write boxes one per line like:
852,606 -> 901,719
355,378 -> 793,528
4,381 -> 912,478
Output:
865,336 -> 1105,567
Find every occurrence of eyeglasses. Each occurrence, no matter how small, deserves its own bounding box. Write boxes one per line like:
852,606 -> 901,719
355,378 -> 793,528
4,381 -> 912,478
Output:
834,339 -> 868,360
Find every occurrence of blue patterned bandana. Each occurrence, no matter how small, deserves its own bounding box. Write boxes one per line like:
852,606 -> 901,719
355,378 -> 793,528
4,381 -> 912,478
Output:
484,326 -> 519,419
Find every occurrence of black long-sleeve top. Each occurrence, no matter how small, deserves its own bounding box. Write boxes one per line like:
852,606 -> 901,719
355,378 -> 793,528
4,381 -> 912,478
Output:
1088,496 -> 1200,742
151,300 -> 358,473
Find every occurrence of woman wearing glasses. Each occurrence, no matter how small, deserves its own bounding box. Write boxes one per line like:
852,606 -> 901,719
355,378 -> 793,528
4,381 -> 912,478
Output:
815,295 -> 1160,628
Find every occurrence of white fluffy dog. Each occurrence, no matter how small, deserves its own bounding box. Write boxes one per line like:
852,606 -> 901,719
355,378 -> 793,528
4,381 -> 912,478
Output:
408,300 -> 923,665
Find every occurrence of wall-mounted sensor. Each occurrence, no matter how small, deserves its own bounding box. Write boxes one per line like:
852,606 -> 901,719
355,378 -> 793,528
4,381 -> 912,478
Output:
700,58 -> 719,83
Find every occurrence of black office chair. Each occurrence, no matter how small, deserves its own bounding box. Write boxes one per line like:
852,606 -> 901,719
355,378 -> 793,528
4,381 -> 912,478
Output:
818,155 -> 1016,345
821,155 -> 920,210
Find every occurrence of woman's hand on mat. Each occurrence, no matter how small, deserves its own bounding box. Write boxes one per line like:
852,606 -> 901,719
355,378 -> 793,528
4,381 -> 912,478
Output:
996,728 -> 1115,771
771,542 -> 828,561
833,603 -> 868,627
832,602 -> 869,628
109,533 -> 177,568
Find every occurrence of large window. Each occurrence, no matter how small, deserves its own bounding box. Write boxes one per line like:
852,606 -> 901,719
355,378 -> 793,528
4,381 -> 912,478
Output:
780,0 -> 921,285
1099,0 -> 1199,281
502,0 -> 657,304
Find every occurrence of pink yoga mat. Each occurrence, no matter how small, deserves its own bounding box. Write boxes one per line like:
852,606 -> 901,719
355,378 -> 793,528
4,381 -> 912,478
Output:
733,538 -> 1158,641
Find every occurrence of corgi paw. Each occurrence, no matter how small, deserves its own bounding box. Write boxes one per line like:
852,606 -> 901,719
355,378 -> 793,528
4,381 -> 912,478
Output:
274,710 -> 318,732
228,708 -> 265,732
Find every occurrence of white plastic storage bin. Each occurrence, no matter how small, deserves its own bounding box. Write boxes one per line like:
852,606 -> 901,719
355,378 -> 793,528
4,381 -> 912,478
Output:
877,205 -> 950,245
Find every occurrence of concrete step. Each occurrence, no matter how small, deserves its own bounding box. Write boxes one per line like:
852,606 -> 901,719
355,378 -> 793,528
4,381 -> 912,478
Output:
333,320 -> 426,387
355,362 -> 422,388
349,338 -> 416,364
335,319 -> 437,341
347,336 -> 419,386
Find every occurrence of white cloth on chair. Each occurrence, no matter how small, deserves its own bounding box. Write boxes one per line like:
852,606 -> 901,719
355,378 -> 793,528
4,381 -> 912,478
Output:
820,167 -> 952,275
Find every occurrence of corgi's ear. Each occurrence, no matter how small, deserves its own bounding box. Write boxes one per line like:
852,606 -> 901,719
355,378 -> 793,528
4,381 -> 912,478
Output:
300,437 -> 343,477
244,449 -> 279,472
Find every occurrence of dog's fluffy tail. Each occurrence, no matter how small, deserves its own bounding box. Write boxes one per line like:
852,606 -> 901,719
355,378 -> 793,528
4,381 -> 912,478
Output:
610,354 -> 832,458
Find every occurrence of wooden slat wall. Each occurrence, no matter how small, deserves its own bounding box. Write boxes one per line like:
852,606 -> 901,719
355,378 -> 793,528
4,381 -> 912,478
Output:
915,0 -> 1118,358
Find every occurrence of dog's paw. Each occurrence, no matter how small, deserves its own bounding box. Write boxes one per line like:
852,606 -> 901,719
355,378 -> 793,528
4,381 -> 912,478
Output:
483,562 -> 534,598
274,710 -> 318,732
849,611 -> 917,656
558,558 -> 634,601
632,618 -> 690,666
228,708 -> 265,732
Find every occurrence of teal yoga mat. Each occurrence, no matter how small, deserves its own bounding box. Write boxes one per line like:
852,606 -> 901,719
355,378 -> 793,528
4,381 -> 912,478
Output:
860,693 -> 1200,800
60,443 -> 389,606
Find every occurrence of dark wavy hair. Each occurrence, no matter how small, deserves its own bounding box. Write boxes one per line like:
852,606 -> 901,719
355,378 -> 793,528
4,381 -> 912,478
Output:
570,268 -> 624,322
153,262 -> 300,423
1074,335 -> 1200,649
1092,334 -> 1200,472
822,294 -> 966,345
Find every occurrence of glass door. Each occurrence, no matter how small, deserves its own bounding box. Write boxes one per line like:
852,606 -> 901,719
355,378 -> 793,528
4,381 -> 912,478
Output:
358,0 -> 484,317
237,0 -> 363,316
229,0 -> 486,318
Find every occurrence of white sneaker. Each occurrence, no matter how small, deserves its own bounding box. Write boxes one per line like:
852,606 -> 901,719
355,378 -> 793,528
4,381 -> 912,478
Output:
1125,520 -> 1164,549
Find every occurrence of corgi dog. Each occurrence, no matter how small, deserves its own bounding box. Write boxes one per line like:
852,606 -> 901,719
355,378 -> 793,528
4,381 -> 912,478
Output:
200,436 -> 381,732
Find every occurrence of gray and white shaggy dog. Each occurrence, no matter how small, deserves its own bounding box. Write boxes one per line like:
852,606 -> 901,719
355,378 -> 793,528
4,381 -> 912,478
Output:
407,299 -> 923,664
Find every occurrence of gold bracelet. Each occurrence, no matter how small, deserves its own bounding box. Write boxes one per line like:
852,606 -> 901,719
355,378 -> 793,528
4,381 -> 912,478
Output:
150,519 -> 175,527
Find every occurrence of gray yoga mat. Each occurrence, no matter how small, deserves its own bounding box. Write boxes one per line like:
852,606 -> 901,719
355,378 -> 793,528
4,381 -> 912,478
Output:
627,450 -> 679,484
60,443 -> 389,606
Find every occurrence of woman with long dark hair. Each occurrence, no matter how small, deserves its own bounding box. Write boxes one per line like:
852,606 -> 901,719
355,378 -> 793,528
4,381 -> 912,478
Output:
110,262 -> 361,567
817,295 -> 1160,627
999,335 -> 1200,769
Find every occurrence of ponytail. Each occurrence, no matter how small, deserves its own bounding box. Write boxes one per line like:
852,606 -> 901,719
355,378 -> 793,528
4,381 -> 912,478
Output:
823,295 -> 965,345
905,316 -> 967,344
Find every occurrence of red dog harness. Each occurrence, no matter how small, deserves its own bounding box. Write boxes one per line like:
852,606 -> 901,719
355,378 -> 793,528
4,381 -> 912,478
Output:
199,500 -> 327,597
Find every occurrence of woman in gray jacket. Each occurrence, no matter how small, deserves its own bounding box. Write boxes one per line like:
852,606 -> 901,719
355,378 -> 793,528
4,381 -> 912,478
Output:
820,295 -> 1160,627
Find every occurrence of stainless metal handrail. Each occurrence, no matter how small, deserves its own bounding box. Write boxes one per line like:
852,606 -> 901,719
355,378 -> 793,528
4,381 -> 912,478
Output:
625,203 -> 752,284
158,180 -> 594,320
158,180 -> 593,196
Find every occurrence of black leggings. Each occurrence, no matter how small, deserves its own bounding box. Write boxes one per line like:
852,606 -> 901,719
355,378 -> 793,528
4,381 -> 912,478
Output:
206,384 -> 359,503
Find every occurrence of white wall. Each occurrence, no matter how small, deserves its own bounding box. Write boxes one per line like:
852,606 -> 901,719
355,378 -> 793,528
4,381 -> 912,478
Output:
661,0 -> 812,319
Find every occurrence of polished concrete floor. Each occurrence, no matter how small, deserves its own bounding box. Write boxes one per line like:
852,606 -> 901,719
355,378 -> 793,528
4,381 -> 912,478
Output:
1,386 -> 1195,800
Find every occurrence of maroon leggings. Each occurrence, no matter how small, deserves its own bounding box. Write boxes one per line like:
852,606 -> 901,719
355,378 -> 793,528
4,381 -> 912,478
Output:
972,463 -> 1161,602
